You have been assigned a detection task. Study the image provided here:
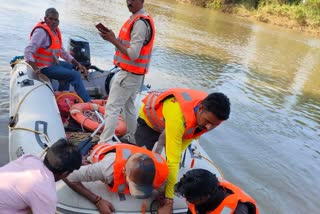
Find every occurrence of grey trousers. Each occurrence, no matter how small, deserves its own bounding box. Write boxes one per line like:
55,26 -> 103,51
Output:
99,70 -> 144,143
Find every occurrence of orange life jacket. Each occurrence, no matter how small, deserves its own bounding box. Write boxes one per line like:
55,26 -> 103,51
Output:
142,88 -> 208,139
89,143 -> 168,194
188,181 -> 259,214
30,22 -> 62,67
113,14 -> 155,75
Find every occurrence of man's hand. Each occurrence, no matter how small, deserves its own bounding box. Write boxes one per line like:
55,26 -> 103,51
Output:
157,203 -> 173,214
72,59 -> 89,79
27,61 -> 40,74
81,155 -> 91,165
99,29 -> 116,43
78,64 -> 89,78
98,28 -> 129,56
157,198 -> 173,214
96,198 -> 115,214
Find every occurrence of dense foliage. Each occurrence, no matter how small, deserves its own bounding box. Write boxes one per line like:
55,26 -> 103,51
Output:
181,0 -> 320,30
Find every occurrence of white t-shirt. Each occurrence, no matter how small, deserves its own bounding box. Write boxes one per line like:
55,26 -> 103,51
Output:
0,154 -> 57,214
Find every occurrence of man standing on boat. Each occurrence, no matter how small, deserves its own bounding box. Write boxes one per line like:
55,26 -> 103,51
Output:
64,143 -> 168,213
135,88 -> 231,213
97,0 -> 155,144
175,169 -> 259,214
24,8 -> 91,102
0,139 -> 82,214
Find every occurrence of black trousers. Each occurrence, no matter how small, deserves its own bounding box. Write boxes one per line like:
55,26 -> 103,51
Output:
135,117 -> 160,150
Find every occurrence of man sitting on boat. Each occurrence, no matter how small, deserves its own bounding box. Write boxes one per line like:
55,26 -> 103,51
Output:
0,139 -> 82,214
135,88 -> 231,213
64,143 -> 168,213
24,7 -> 91,102
175,169 -> 260,214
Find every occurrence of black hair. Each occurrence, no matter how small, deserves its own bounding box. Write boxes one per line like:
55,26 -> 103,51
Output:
175,169 -> 219,201
202,92 -> 230,120
43,138 -> 82,175
45,8 -> 59,17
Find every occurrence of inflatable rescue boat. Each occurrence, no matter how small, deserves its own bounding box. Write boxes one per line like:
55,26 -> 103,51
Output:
9,37 -> 223,214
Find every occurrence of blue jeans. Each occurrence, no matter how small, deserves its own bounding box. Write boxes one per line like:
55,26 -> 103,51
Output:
41,61 -> 91,102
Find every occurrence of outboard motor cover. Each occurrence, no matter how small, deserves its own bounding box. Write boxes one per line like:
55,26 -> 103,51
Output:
69,36 -> 91,68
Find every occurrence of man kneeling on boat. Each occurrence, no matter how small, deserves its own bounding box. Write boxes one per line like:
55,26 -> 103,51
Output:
0,139 -> 82,214
64,143 -> 168,213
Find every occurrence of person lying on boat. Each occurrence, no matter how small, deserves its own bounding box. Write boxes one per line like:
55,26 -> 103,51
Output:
24,7 -> 91,102
175,169 -> 260,214
64,142 -> 168,214
135,88 -> 231,214
0,139 -> 82,214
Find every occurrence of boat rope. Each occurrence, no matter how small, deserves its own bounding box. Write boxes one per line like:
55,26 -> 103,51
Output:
8,127 -> 52,158
192,151 -> 225,180
192,140 -> 225,179
39,146 -> 49,158
67,132 -> 100,145
10,83 -> 50,125
10,61 -> 55,126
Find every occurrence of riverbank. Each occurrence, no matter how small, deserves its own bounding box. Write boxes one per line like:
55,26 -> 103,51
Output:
178,0 -> 320,37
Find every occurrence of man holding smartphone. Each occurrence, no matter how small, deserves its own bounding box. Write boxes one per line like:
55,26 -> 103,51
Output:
98,0 -> 154,147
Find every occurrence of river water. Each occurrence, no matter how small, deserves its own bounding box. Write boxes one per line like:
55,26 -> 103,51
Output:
0,0 -> 319,213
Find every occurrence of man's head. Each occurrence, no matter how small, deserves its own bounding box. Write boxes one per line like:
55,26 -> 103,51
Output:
125,153 -> 155,199
175,169 -> 219,205
127,0 -> 144,14
44,138 -> 82,181
44,8 -> 59,31
196,92 -> 230,131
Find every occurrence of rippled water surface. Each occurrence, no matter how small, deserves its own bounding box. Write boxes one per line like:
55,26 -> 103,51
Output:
0,0 -> 319,213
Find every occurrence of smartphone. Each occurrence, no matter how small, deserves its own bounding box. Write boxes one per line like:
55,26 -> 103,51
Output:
96,23 -> 110,32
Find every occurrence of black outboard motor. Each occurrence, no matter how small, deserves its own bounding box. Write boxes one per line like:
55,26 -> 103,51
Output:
69,36 -> 91,68
68,36 -> 117,98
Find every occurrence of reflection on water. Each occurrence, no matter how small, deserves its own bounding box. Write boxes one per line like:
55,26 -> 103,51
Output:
0,0 -> 319,213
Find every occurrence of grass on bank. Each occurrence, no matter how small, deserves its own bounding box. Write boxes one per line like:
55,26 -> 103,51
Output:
182,0 -> 320,36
